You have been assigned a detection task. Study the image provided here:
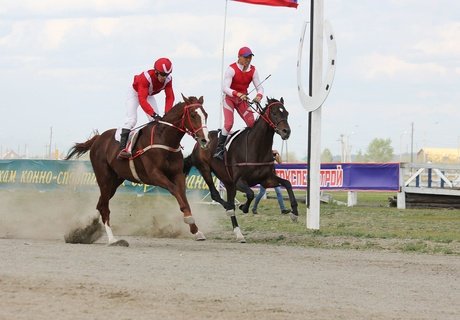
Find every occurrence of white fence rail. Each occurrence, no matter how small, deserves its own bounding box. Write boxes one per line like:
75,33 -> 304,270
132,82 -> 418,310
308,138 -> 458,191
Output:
397,163 -> 460,209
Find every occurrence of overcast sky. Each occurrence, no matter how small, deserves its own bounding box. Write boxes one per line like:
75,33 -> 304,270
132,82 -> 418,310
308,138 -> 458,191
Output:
1,0 -> 459,159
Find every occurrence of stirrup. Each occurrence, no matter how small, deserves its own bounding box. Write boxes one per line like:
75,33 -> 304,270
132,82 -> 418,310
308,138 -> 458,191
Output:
213,146 -> 225,160
117,149 -> 132,159
213,150 -> 224,160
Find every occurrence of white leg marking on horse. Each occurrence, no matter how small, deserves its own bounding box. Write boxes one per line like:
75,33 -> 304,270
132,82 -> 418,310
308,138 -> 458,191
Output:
226,209 -> 235,217
233,227 -> 246,243
183,216 -> 195,225
194,230 -> 206,241
104,222 -> 117,244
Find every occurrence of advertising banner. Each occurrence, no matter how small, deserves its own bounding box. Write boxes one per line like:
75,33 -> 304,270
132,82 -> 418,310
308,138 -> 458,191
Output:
0,160 -> 399,194
0,160 -> 217,195
275,163 -> 399,191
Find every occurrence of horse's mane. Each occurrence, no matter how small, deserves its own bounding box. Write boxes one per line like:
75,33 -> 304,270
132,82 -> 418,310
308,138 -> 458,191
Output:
161,96 -> 201,123
162,101 -> 185,122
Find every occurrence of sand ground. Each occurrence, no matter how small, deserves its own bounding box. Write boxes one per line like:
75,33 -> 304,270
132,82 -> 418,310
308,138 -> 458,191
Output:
0,191 -> 459,319
1,236 -> 459,320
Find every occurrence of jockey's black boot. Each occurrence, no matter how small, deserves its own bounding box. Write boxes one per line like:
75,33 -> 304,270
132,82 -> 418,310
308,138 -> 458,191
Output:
117,128 -> 131,159
213,132 -> 227,160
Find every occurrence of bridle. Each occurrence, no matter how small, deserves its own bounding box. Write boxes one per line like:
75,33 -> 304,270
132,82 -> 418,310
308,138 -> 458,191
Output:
250,101 -> 288,134
223,100 -> 289,171
130,102 -> 207,159
157,102 -> 207,140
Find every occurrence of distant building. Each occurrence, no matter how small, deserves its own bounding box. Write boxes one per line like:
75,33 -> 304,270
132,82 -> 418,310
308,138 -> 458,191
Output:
1,150 -> 21,159
416,148 -> 460,164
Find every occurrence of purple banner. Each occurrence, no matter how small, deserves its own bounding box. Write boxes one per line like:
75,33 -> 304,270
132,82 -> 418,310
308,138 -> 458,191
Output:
275,163 -> 400,191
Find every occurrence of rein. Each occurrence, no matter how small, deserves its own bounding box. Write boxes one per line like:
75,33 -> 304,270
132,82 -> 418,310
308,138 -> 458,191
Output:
249,101 -> 286,131
130,102 -> 206,159
223,102 -> 284,171
158,103 -> 207,138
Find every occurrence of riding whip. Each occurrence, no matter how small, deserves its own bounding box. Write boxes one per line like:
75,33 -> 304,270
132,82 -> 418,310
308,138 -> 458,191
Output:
247,74 -> 271,96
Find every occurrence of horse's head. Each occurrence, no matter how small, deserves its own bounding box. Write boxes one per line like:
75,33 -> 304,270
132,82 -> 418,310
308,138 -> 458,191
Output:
260,97 -> 291,140
180,94 -> 210,149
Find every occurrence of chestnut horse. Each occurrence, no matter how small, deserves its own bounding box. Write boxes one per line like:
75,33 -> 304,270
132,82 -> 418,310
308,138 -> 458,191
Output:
184,97 -> 298,243
65,95 -> 210,246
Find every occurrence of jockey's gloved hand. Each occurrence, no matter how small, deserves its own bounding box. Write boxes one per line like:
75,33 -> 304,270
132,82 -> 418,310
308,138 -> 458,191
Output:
151,113 -> 161,121
252,94 -> 262,104
237,92 -> 248,101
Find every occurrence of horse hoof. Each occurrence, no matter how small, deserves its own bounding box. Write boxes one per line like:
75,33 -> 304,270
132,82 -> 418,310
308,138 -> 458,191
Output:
183,216 -> 195,225
109,239 -> 129,247
194,231 -> 206,241
233,227 -> 246,243
289,213 -> 298,223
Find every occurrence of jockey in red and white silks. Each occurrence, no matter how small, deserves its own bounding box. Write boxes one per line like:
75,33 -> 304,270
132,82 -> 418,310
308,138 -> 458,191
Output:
214,46 -> 264,160
118,57 -> 175,159
124,58 -> 174,129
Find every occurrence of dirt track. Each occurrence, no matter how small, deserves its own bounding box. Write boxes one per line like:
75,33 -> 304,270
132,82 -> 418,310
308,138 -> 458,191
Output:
0,191 -> 459,319
1,236 -> 459,320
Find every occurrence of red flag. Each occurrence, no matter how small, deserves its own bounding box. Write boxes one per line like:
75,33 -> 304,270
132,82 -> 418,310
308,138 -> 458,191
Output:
231,0 -> 298,9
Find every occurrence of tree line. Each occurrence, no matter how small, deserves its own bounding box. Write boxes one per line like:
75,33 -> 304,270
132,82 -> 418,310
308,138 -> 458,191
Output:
321,138 -> 393,162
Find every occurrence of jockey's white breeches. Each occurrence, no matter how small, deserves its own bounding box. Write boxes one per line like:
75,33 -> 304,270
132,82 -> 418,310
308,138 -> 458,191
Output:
122,88 -> 159,129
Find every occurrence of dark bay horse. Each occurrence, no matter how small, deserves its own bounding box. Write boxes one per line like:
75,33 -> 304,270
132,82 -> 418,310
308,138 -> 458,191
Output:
65,95 -> 210,246
184,97 -> 298,243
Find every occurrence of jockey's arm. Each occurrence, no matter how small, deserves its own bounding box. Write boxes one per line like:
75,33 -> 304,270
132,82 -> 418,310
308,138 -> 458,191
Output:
137,83 -> 155,116
252,70 -> 264,102
163,80 -> 175,113
222,67 -> 237,97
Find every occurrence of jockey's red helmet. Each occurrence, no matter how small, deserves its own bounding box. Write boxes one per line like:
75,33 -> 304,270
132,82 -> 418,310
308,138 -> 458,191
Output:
154,58 -> 173,75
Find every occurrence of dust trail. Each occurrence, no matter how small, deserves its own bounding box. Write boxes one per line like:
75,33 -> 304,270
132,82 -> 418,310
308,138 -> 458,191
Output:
109,191 -> 223,239
0,190 -> 97,240
0,189 -> 223,241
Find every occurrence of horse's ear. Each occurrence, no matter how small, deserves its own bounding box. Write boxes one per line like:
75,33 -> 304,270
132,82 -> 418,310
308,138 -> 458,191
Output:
181,93 -> 188,103
280,97 -> 284,104
199,96 -> 204,104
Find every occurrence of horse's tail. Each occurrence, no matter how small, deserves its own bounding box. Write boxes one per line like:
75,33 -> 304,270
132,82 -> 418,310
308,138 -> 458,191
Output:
65,134 -> 100,160
183,154 -> 194,176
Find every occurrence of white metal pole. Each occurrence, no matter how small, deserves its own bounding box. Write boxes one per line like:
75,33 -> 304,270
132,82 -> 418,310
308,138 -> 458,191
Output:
307,0 -> 324,229
219,0 -> 229,128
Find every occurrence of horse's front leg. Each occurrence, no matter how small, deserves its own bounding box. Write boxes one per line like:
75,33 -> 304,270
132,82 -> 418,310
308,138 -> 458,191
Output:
155,172 -> 205,241
236,180 -> 254,214
277,177 -> 299,222
224,184 -> 245,243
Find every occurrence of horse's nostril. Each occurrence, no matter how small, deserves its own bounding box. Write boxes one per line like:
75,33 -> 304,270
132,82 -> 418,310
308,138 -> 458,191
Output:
283,128 -> 291,138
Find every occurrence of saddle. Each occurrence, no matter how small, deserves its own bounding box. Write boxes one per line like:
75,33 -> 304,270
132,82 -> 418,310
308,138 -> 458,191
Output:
226,129 -> 245,150
115,128 -> 141,155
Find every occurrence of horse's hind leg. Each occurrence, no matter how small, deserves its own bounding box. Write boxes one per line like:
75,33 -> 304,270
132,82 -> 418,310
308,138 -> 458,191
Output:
96,177 -> 125,245
196,164 -> 229,209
